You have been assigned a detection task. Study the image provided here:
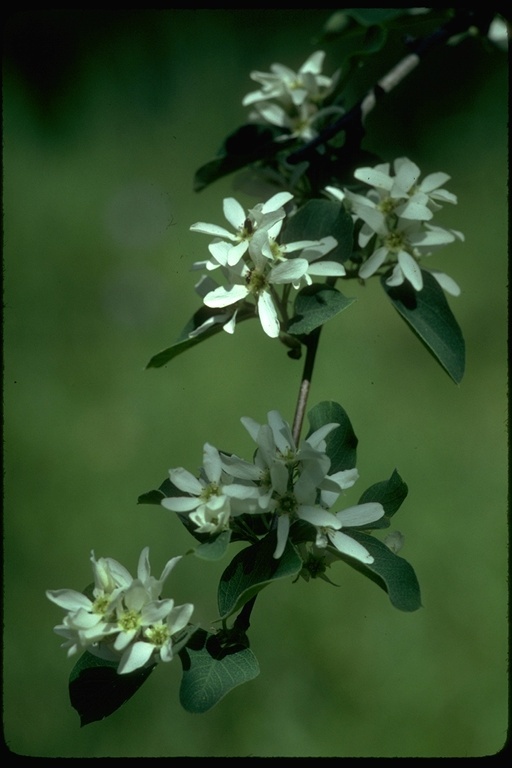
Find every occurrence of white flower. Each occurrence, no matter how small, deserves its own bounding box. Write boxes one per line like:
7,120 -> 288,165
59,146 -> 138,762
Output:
269,460 -> 342,559
353,157 -> 457,220
47,548 -> 193,673
355,206 -> 463,293
124,602 -> 195,673
249,100 -> 344,143
161,443 -> 260,534
190,192 -> 293,268
242,50 -> 340,109
315,502 -> 385,564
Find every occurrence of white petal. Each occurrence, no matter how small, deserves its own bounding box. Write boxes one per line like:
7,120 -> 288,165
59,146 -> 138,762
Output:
257,292 -> 280,337
161,496 -> 200,513
273,515 -> 290,559
336,502 -> 385,527
261,191 -> 294,213
298,506 -> 341,529
358,247 -> 388,279
223,197 -> 245,229
190,222 -> 236,240
203,443 -> 222,483
269,258 -> 308,284
169,467 -> 203,495
397,251 -> 423,290
306,261 -> 346,277
427,269 -> 461,296
118,641 -> 155,674
46,589 -> 92,611
204,284 -> 248,308
419,171 -> 450,193
354,167 -> 393,190
328,531 -> 374,564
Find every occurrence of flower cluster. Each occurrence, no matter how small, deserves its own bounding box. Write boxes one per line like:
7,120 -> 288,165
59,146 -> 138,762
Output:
242,50 -> 343,142
162,411 -> 385,561
189,192 -> 345,338
326,156 -> 464,294
46,548 -> 194,674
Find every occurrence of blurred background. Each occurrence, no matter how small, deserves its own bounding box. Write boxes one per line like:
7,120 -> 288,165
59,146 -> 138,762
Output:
3,9 -> 508,758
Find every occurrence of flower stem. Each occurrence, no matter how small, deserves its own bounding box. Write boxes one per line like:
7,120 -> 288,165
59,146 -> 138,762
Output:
292,326 -> 322,444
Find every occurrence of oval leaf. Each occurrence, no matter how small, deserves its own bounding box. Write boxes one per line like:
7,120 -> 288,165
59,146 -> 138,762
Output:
357,469 -> 408,527
217,534 -> 302,620
288,284 -> 355,335
382,270 -> 465,384
69,651 -> 155,726
338,531 -> 422,612
307,400 -> 358,472
282,199 -> 354,263
179,629 -> 259,713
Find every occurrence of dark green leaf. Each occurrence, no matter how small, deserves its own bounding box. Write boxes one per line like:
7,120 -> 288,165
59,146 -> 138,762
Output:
358,469 -> 408,527
69,651 -> 155,726
382,270 -> 465,383
217,533 -> 302,620
306,401 -> 358,472
146,303 -> 255,369
288,284 -> 355,336
346,9 -> 409,26
337,531 -> 422,612
194,123 -> 287,192
179,629 -> 259,713
282,199 -> 354,263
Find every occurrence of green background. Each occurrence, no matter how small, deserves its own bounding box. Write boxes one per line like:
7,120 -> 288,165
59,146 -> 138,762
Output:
3,10 -> 508,758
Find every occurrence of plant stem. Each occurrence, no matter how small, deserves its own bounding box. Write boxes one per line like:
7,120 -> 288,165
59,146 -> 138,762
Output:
292,326 -> 322,444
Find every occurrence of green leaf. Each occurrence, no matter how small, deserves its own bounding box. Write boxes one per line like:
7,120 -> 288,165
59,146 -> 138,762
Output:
345,8 -> 409,26
194,530 -> 232,560
306,400 -> 358,472
146,302 -> 255,369
217,533 -> 302,620
288,284 -> 355,336
194,123 -> 287,192
69,651 -> 156,726
358,469 -> 408,527
282,199 -> 354,263
337,531 -> 422,612
382,270 -> 465,384
179,629 -> 259,713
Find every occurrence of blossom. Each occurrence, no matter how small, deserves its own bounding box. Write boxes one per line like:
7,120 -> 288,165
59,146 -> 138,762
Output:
249,100 -> 344,143
352,157 -> 458,219
314,502 -> 385,564
269,459 -> 343,559
47,548 -> 194,674
242,50 -> 340,109
190,192 -> 293,269
161,442 -> 260,534
355,207 -> 463,293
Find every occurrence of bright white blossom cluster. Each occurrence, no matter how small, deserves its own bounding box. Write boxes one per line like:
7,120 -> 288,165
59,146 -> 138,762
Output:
46,548 -> 194,674
161,410 -> 385,561
325,156 -> 464,295
190,192 -> 345,338
242,50 -> 344,142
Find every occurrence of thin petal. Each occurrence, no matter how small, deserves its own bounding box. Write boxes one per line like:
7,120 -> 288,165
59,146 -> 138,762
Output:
397,251 -> 423,290
223,197 -> 245,229
336,502 -> 385,527
190,222 -> 236,240
257,292 -> 280,337
328,531 -> 374,564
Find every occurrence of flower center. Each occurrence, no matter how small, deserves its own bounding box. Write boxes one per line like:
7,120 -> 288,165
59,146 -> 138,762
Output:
200,482 -> 221,502
144,623 -> 170,648
92,594 -> 111,615
245,268 -> 268,296
118,609 -> 141,632
384,230 -> 407,253
276,491 -> 298,518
